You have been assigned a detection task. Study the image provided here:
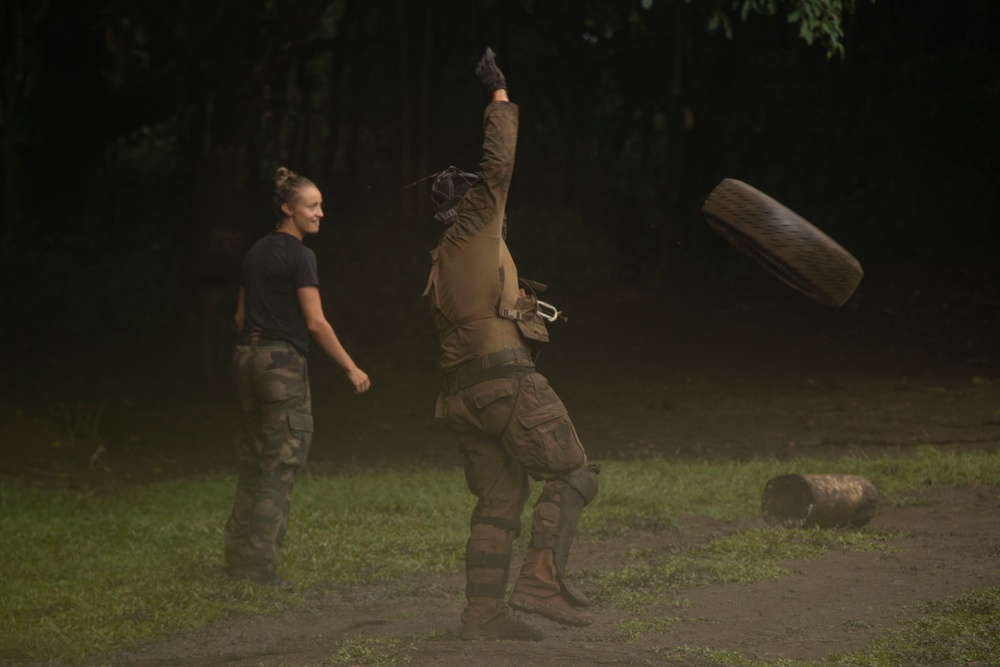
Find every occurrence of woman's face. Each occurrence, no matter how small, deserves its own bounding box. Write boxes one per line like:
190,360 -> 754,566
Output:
283,185 -> 324,238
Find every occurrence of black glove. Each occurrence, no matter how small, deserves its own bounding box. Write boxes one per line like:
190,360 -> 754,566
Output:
474,47 -> 507,98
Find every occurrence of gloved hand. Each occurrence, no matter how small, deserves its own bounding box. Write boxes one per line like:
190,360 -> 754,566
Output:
474,47 -> 507,98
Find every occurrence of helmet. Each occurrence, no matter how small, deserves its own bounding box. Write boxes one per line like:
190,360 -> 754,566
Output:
431,166 -> 478,225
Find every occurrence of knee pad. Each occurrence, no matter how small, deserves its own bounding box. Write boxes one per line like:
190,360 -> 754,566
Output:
564,463 -> 600,506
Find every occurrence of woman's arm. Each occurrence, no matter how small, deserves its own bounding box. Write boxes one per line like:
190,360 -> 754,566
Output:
297,286 -> 371,393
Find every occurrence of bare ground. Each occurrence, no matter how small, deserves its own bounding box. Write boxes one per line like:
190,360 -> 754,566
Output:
4,268 -> 1000,665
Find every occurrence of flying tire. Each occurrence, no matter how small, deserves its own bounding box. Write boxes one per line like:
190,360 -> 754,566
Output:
702,178 -> 863,307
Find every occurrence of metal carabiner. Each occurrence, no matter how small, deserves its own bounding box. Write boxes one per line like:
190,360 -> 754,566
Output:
536,300 -> 562,322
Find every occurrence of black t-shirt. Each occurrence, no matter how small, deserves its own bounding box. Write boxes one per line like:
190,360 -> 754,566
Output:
241,232 -> 319,356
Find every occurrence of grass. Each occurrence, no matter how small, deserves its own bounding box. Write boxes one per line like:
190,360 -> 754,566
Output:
326,636 -> 417,667
861,588 -> 1000,666
0,467 -> 474,664
586,445 -> 1000,534
1,447 -> 998,664
583,526 -> 901,610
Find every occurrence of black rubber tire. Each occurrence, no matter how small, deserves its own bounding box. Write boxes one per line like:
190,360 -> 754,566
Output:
702,178 -> 863,308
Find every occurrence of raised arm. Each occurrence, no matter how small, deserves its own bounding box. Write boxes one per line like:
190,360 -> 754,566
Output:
453,49 -> 518,238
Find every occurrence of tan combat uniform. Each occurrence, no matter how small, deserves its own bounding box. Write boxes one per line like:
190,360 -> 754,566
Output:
424,101 -> 600,626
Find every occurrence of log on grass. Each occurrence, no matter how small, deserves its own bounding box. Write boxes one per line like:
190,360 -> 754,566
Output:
761,474 -> 879,529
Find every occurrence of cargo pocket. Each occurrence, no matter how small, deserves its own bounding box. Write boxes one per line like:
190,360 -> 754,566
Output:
508,400 -> 585,474
283,411 -> 314,465
464,379 -> 516,435
470,380 -> 515,409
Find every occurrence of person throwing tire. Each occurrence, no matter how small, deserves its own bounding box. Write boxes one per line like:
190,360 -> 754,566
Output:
422,48 -> 600,641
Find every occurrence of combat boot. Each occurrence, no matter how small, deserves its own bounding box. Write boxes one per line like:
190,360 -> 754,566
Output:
509,549 -> 593,627
459,604 -> 544,641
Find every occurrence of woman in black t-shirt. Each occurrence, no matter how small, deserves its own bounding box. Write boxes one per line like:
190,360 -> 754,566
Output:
224,167 -> 370,588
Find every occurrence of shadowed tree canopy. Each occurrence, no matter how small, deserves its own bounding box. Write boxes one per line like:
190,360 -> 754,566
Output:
0,0 -> 997,366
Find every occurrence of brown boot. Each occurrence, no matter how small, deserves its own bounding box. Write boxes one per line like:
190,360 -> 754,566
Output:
460,606 -> 544,641
511,548 -> 593,626
508,590 -> 594,627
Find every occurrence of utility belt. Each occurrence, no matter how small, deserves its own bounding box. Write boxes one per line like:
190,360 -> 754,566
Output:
443,346 -> 534,395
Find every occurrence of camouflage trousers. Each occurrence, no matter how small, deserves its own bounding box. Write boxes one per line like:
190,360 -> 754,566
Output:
224,337 -> 313,579
441,363 -> 598,622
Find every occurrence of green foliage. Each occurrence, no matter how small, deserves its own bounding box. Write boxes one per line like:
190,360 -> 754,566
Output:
706,0 -> 865,58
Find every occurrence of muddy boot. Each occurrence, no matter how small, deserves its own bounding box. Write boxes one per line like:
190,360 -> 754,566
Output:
509,549 -> 594,627
508,590 -> 593,627
460,598 -> 544,641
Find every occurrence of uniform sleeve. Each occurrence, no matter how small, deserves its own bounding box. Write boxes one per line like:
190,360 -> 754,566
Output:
452,101 -> 519,237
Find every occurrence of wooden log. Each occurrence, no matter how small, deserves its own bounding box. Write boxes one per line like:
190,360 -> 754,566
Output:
761,474 -> 879,529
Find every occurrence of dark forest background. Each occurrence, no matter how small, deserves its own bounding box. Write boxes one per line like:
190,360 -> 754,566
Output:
1,0 -> 998,393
